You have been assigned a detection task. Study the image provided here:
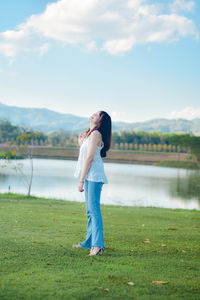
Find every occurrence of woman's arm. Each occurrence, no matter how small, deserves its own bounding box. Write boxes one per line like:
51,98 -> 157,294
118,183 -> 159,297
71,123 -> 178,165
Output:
78,133 -> 85,146
79,131 -> 100,182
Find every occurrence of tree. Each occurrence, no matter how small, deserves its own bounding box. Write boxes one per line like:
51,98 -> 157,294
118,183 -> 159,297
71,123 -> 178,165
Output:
1,131 -> 41,196
168,133 -> 200,167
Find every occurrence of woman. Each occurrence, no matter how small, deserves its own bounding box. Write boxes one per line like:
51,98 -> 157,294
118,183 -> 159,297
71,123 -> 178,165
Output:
73,110 -> 112,256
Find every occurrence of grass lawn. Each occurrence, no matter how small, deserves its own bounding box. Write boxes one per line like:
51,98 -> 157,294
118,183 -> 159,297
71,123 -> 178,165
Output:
0,193 -> 199,300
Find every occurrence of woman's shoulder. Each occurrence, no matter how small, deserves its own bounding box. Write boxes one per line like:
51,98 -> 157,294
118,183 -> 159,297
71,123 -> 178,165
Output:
89,130 -> 102,138
89,130 -> 102,146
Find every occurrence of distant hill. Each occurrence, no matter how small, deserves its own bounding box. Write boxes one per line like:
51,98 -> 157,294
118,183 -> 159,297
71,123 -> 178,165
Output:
0,102 -> 199,135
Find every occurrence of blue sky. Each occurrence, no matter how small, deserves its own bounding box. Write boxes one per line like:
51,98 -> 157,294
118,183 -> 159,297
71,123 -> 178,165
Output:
0,0 -> 199,123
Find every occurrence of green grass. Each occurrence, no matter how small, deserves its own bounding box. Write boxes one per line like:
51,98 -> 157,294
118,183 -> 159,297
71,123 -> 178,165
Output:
0,193 -> 199,300
154,161 -> 200,170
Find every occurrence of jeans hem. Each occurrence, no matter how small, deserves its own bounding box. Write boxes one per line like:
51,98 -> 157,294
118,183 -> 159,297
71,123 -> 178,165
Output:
92,245 -> 106,249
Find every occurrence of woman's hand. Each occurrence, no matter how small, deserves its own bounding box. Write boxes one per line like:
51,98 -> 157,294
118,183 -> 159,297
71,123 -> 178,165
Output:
78,133 -> 86,146
78,181 -> 84,192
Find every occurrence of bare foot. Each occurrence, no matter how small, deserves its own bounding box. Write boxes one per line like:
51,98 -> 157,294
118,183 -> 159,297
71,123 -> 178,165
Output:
72,244 -> 83,248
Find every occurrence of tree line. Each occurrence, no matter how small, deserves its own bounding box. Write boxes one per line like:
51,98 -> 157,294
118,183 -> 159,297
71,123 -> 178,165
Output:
0,119 -> 199,158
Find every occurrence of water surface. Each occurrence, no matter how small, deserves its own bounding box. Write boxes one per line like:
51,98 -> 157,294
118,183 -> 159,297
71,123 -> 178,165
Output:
0,158 -> 199,210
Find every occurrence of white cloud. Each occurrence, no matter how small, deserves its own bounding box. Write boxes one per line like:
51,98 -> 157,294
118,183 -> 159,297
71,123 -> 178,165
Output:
166,106 -> 200,120
84,41 -> 97,52
170,0 -> 195,13
0,0 -> 198,57
102,36 -> 135,55
0,28 -> 49,57
39,43 -> 50,56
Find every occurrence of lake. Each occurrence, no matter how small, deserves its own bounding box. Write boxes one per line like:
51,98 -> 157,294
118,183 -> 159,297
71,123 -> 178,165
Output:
0,158 -> 199,210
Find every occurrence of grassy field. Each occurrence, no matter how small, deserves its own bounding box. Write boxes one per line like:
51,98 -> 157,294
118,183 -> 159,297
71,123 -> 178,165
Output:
0,193 -> 199,299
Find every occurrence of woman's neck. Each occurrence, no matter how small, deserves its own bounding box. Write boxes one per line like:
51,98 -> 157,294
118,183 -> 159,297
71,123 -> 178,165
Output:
89,122 -> 96,131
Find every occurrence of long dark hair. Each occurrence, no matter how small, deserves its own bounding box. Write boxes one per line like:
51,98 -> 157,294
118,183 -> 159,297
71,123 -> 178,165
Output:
84,111 -> 112,157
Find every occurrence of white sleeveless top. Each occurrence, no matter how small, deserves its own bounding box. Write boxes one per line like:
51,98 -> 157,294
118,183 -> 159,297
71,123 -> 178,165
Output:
74,135 -> 108,184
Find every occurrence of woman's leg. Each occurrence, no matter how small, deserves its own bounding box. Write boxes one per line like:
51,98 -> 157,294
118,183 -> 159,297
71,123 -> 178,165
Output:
88,181 -> 106,249
79,179 -> 92,249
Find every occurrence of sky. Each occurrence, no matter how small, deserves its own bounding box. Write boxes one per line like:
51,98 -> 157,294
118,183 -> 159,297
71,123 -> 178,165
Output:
0,0 -> 199,123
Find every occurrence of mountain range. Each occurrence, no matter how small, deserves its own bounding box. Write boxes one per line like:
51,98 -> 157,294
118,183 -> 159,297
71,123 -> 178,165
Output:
0,102 -> 199,135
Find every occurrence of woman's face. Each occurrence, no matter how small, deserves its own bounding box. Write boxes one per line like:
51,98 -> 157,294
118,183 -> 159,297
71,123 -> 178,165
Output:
90,111 -> 101,125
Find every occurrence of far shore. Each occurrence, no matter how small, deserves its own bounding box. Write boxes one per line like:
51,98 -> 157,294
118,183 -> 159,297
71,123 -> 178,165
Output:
0,145 -> 199,169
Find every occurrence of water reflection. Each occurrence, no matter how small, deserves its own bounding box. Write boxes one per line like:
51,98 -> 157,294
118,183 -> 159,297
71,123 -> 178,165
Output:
169,170 -> 200,201
0,173 -> 7,183
0,158 -> 199,210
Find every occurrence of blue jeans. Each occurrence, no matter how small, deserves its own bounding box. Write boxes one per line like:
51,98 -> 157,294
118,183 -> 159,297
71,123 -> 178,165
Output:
79,179 -> 106,250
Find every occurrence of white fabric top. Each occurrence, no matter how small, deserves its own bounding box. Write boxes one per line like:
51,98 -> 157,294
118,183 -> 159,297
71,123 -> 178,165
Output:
74,135 -> 108,184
